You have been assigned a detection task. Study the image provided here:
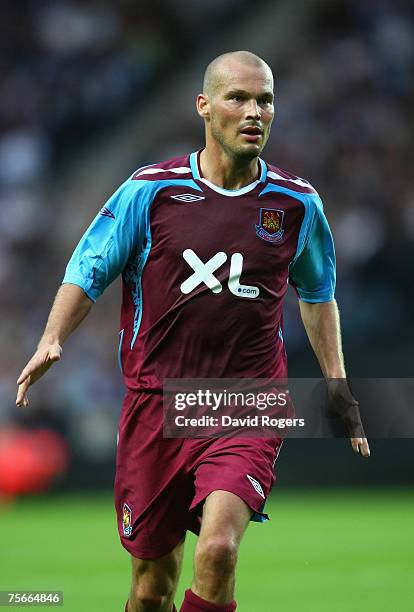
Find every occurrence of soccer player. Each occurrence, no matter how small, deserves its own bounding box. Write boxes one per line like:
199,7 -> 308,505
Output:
16,51 -> 370,611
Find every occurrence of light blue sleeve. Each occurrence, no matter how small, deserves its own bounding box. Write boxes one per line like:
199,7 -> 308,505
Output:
62,179 -> 147,302
289,196 -> 336,303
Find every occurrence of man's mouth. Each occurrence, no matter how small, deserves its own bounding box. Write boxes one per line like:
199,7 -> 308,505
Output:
240,126 -> 263,141
240,126 -> 263,135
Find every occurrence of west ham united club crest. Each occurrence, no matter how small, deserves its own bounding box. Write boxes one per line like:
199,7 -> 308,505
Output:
255,208 -> 285,243
122,503 -> 132,537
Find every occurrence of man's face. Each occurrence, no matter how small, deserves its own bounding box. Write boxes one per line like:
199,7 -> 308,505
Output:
203,62 -> 275,160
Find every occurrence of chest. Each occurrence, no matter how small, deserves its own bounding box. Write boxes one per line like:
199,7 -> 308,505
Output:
148,186 -> 305,276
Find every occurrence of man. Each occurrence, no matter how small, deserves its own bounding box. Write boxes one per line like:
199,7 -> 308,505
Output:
16,51 -> 370,611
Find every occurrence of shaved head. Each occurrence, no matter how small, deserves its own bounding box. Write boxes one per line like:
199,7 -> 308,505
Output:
203,51 -> 273,98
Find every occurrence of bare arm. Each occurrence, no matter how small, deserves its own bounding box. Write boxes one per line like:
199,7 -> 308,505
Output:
299,299 -> 370,457
16,283 -> 93,407
299,299 -> 345,379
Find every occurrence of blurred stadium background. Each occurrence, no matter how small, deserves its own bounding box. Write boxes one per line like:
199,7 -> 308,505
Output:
1,0 -> 413,610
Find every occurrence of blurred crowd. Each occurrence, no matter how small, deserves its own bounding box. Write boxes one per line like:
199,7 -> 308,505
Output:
1,0 -> 413,475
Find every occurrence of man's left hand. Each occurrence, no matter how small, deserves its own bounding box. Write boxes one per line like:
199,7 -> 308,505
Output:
327,379 -> 370,458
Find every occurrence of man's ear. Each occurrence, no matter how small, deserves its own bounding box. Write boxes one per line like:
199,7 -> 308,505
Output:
196,93 -> 210,119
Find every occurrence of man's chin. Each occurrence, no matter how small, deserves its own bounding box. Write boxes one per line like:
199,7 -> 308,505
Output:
234,143 -> 263,159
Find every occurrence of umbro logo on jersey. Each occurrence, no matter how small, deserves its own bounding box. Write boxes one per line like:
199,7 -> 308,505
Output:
170,193 -> 205,202
100,206 -> 115,219
246,474 -> 265,499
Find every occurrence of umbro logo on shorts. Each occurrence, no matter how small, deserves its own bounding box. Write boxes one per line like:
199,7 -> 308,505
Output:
170,193 -> 205,202
247,474 -> 265,499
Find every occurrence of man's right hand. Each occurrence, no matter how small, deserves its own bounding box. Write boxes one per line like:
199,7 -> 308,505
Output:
16,341 -> 62,407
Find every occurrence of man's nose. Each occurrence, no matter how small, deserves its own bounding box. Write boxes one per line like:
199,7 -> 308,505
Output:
245,99 -> 261,119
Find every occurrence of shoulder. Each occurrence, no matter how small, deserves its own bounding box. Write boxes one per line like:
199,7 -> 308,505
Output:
129,153 -> 192,182
265,161 -> 320,197
107,153 -> 194,215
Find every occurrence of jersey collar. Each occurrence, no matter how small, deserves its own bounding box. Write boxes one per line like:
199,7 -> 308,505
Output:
189,150 -> 267,197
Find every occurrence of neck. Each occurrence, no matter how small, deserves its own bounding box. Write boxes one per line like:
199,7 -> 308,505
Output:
199,145 -> 260,190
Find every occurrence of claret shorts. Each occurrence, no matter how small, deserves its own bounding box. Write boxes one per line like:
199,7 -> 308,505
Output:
114,389 -> 283,559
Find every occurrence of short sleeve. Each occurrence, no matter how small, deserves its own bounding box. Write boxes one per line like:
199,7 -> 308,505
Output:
62,179 -> 147,302
289,197 -> 336,303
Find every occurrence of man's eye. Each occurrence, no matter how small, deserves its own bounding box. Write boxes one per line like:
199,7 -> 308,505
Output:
231,96 -> 242,102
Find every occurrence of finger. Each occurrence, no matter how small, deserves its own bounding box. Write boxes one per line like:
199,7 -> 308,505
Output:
16,378 -> 30,407
351,438 -> 362,453
360,438 -> 370,458
17,361 -> 38,385
17,368 -> 30,385
16,379 -> 30,404
350,437 -> 370,457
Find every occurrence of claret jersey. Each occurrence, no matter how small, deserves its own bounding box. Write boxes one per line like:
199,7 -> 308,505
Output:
63,150 -> 335,391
